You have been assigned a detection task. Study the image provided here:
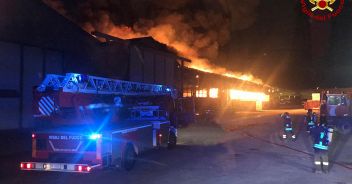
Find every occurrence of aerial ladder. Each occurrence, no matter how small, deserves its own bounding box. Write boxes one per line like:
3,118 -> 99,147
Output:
33,73 -> 176,117
37,73 -> 176,97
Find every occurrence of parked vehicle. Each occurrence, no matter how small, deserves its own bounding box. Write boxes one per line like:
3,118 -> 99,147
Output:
20,73 -> 178,173
325,93 -> 352,134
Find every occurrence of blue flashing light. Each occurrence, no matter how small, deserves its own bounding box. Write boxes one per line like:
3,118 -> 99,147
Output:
166,88 -> 171,92
89,133 -> 102,140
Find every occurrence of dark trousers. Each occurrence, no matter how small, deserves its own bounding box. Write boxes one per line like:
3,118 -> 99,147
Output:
283,130 -> 295,139
307,125 -> 314,132
314,150 -> 329,172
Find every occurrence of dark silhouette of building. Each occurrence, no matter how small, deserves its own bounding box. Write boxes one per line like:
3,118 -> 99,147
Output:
0,0 -> 188,130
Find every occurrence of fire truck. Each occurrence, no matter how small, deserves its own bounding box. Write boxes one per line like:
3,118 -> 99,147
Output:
324,93 -> 352,134
20,73 -> 178,173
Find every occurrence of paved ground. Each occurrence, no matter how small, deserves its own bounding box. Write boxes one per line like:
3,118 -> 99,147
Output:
1,109 -> 352,184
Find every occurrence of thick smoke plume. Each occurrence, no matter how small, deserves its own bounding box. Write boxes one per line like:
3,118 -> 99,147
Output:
43,0 -> 262,84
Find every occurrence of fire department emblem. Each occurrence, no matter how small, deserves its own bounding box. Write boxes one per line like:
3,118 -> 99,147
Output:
301,0 -> 344,21
309,0 -> 335,12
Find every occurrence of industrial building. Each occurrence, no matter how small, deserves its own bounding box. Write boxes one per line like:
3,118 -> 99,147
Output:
0,0 -> 188,130
182,68 -> 270,114
0,0 -> 98,130
0,0 -> 271,130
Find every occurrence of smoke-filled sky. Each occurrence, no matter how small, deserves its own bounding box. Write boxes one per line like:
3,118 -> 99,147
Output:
44,0 -> 258,58
43,0 -> 352,89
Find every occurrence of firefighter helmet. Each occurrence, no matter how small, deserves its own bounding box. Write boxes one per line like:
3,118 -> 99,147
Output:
281,112 -> 290,119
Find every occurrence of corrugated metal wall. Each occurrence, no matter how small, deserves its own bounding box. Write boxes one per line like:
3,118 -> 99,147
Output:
129,47 -> 176,86
0,40 -> 179,130
0,42 -> 21,129
0,41 -> 64,130
0,0 -> 183,130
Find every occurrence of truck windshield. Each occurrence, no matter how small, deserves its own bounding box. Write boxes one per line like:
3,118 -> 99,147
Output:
327,95 -> 341,105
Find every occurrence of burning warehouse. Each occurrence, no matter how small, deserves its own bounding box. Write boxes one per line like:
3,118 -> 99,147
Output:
182,68 -> 270,114
0,0 -> 271,130
3,0 -> 352,182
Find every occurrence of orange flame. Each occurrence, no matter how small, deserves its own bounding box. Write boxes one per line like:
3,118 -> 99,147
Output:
42,0 -> 263,85
229,89 -> 269,102
186,57 -> 263,84
85,23 -> 263,84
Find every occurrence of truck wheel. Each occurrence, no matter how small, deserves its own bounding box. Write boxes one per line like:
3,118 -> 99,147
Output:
122,144 -> 137,171
168,132 -> 177,149
339,123 -> 352,135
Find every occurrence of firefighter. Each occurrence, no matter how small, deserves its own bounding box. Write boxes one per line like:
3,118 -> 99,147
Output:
319,114 -> 327,126
304,109 -> 317,133
321,91 -> 328,102
311,118 -> 333,173
341,91 -> 347,106
320,100 -> 328,119
281,112 -> 296,140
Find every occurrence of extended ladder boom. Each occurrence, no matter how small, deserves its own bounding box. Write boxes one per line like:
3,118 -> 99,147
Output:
37,73 -> 176,98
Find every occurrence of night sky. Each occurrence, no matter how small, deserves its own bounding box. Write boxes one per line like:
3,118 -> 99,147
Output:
45,0 -> 352,90
219,0 -> 352,90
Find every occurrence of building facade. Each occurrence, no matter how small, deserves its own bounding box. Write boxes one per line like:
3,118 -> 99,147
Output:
0,0 -> 187,130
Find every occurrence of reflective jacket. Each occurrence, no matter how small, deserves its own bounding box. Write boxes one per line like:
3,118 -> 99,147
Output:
283,116 -> 293,131
305,114 -> 316,126
311,126 -> 329,150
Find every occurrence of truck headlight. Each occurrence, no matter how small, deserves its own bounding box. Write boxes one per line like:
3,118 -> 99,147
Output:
89,133 -> 102,140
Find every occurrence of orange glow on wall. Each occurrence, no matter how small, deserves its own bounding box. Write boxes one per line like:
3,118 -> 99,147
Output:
256,101 -> 263,111
209,88 -> 219,98
196,89 -> 207,98
183,89 -> 192,97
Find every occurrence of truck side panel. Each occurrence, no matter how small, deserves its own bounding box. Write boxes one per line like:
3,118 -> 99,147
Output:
111,125 -> 153,165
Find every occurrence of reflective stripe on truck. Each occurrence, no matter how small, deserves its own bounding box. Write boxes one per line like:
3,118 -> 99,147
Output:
20,162 -> 101,173
112,125 -> 152,134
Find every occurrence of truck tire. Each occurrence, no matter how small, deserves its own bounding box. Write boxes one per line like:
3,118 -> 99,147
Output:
339,122 -> 352,135
168,132 -> 177,149
122,144 -> 137,171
